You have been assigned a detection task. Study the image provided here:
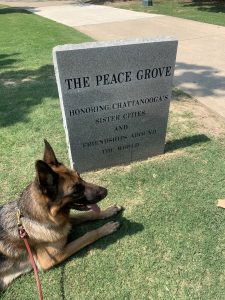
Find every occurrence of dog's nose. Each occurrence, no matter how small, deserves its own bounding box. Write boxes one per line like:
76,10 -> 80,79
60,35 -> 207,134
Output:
98,187 -> 107,199
84,184 -> 108,202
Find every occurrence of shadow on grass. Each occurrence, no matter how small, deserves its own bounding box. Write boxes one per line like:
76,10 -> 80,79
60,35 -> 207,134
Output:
0,64 -> 58,127
0,7 -> 32,14
165,134 -> 210,152
58,213 -> 143,298
0,53 -> 21,69
68,213 -> 144,252
60,266 -> 66,300
172,87 -> 192,101
182,2 -> 225,14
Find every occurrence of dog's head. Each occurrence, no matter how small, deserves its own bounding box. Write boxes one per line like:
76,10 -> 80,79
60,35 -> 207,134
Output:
34,140 -> 107,218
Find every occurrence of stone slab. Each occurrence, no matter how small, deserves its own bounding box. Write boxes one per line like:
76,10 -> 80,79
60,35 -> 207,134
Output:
53,38 -> 178,172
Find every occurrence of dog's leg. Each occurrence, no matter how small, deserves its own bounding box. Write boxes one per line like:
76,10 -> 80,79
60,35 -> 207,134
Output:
36,221 -> 119,270
69,205 -> 123,225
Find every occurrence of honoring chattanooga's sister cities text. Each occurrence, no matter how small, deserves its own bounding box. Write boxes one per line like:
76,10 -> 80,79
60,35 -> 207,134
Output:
64,66 -> 172,90
69,95 -> 169,117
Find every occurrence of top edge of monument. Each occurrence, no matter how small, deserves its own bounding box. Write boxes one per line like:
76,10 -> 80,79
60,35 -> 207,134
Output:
53,37 -> 178,53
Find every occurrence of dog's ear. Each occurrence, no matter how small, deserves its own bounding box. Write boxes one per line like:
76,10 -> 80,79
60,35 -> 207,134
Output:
43,139 -> 59,166
35,160 -> 58,199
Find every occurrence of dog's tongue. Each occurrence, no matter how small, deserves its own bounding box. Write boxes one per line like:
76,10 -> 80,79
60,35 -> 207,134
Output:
87,204 -> 101,213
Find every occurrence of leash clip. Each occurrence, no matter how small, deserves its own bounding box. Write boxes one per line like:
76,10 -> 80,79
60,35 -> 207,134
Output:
16,209 -> 22,226
16,209 -> 28,239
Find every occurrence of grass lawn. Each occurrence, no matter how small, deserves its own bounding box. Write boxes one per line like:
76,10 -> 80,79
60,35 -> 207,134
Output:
1,5 -> 225,300
108,0 -> 225,27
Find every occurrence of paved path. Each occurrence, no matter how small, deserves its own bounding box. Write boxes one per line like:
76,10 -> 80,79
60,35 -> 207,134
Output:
29,5 -> 161,26
1,1 -> 225,118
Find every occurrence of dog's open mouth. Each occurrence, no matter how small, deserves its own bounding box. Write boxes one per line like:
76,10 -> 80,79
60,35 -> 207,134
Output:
68,203 -> 101,213
87,204 -> 101,213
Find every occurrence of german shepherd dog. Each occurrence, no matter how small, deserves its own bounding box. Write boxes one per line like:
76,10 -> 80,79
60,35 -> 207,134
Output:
0,140 -> 122,291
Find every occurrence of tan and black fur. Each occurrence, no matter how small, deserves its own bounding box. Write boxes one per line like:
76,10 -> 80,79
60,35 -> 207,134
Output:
0,140 -> 121,291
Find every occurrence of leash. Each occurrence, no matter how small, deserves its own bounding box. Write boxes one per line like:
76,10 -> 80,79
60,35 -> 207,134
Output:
16,209 -> 44,300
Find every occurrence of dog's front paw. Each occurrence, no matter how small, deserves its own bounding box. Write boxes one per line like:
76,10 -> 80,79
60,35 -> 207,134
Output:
101,204 -> 123,219
98,221 -> 120,237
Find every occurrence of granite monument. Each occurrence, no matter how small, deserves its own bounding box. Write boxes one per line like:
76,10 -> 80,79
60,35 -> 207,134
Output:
53,38 -> 178,172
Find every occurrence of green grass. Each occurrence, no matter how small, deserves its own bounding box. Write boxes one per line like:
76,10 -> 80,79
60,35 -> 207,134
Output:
109,0 -> 225,27
1,5 -> 225,300
0,6 -> 93,199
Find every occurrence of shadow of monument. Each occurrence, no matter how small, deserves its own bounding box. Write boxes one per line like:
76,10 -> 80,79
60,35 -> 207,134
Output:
165,134 -> 210,153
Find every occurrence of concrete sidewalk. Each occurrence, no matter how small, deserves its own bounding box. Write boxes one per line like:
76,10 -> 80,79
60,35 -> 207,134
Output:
1,1 -> 225,118
29,5 -> 161,26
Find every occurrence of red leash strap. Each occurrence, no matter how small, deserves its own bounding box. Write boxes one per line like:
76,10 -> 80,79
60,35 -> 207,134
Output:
17,210 -> 44,300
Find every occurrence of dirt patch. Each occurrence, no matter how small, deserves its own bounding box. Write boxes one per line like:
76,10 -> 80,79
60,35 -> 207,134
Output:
171,88 -> 225,137
171,98 -> 225,137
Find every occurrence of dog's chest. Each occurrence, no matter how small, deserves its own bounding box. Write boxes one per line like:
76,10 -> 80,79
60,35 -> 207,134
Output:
23,220 -> 71,243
